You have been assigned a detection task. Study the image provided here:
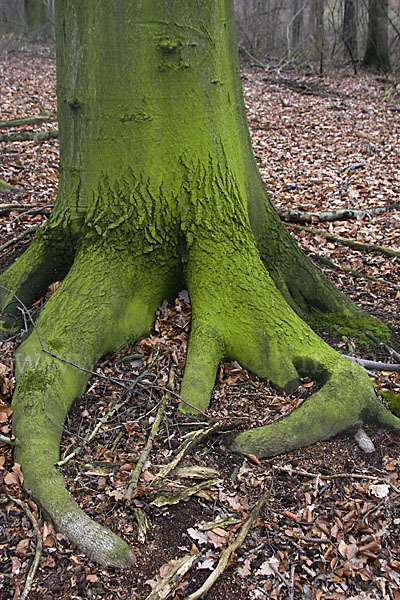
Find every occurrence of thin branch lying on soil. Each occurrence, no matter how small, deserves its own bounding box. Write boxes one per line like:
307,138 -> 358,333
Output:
2,205 -> 52,229
303,247 -> 394,286
356,130 -> 382,144
0,433 -> 18,446
0,204 -> 33,214
0,113 -> 57,129
0,179 -> 24,194
125,367 -> 174,502
8,495 -> 43,600
145,553 -> 200,600
56,394 -> 134,466
0,225 -> 39,252
366,334 -> 400,363
288,223 -> 400,259
344,355 -> 400,372
278,203 -> 400,223
150,424 -> 233,489
274,465 -> 399,492
183,490 -> 270,600
0,130 -> 58,143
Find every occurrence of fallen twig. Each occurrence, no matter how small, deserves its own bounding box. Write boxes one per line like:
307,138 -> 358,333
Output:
0,179 -> 24,194
125,367 -> 174,503
0,434 -> 19,446
344,355 -> 400,372
303,248 -> 394,286
151,478 -> 221,507
132,507 -> 150,544
57,394 -> 134,466
288,223 -> 400,259
0,130 -> 58,142
366,334 -> 400,363
2,204 -> 52,229
356,130 -> 382,143
278,203 -> 400,224
8,495 -> 43,600
0,113 -> 57,129
274,464 -> 398,492
145,553 -> 200,600
0,225 -> 39,252
0,203 -> 34,215
150,424 -> 232,488
184,490 -> 269,600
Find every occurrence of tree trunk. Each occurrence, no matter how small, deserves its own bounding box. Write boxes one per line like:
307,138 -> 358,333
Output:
343,0 -> 358,71
24,0 -> 53,41
291,0 -> 304,57
363,0 -> 391,72
1,0 -> 398,568
313,0 -> 325,75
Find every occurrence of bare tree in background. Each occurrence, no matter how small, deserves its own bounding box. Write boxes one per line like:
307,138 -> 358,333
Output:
0,0 -> 54,41
234,0 -> 399,73
343,0 -> 358,71
24,0 -> 54,41
363,0 -> 391,71
313,0 -> 325,73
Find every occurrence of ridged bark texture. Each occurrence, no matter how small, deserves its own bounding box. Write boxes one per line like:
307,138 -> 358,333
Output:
1,0 -> 398,567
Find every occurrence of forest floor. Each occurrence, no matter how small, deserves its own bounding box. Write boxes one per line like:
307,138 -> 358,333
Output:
1,42 -> 400,600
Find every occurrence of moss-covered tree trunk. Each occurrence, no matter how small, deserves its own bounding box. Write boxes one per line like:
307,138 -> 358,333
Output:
1,0 -> 399,568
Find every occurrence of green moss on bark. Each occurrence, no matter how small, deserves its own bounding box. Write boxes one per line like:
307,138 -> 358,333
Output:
307,309 -> 391,346
381,391 -> 400,417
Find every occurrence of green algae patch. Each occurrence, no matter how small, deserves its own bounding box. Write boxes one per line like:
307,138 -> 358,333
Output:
381,391 -> 400,417
307,309 -> 391,347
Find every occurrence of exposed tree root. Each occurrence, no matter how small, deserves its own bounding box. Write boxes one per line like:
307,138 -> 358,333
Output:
228,362 -> 400,457
3,241 -> 180,567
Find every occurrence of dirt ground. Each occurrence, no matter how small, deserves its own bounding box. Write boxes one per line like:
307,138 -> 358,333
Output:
1,43 -> 400,600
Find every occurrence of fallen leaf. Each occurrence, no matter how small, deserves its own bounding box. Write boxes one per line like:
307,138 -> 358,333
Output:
187,528 -> 209,545
369,484 -> 390,498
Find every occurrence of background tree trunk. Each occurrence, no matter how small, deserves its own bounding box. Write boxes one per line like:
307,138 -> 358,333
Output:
313,0 -> 325,75
291,0 -> 304,56
363,0 -> 391,72
24,0 -> 54,41
343,0 -> 358,71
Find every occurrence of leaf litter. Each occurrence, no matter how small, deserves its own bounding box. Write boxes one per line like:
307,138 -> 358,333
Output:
1,47 -> 400,599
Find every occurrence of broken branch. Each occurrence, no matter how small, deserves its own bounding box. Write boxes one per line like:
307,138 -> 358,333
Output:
184,490 -> 269,600
8,495 -> 43,600
278,203 -> 400,224
288,223 -> 400,259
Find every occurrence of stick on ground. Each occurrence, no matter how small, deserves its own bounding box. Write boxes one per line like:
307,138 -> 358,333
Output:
184,490 -> 269,600
8,495 -> 43,600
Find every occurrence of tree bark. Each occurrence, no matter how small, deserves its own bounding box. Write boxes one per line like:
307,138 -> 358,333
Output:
1,0 -> 398,568
363,0 -> 391,72
343,0 -> 358,71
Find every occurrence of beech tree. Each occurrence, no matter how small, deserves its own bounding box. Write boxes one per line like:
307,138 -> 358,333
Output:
1,0 -> 399,568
